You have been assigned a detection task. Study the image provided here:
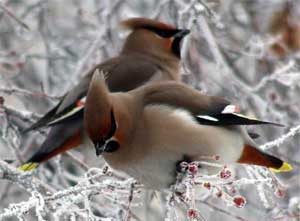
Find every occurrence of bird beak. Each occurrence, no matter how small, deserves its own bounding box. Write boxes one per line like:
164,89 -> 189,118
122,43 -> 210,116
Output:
94,141 -> 105,156
171,29 -> 190,58
173,29 -> 190,39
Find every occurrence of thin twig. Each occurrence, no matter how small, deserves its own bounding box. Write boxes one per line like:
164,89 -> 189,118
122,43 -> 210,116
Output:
199,200 -> 249,221
0,3 -> 30,30
260,124 -> 300,150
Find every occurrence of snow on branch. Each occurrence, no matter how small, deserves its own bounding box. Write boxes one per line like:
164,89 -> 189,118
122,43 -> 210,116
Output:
0,159 -> 285,220
0,164 -> 139,220
260,124 -> 300,150
0,160 -> 55,193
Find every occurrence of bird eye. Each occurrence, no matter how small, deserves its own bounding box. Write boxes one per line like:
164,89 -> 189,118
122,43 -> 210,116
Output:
105,140 -> 120,153
146,27 -> 178,38
104,110 -> 117,140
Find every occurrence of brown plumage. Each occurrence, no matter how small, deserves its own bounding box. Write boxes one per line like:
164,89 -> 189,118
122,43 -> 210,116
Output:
121,17 -> 177,31
20,17 -> 190,170
84,71 -> 292,189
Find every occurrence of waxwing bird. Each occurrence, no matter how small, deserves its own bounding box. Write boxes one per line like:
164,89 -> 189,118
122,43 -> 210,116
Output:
19,17 -> 190,171
84,71 -> 292,189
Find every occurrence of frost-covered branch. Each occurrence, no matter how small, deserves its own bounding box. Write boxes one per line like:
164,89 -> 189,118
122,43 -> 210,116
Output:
0,165 -> 138,220
0,160 -> 55,193
260,124 -> 300,150
0,86 -> 62,101
0,3 -> 30,30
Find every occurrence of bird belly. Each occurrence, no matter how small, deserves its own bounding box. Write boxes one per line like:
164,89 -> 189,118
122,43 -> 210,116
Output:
103,105 -> 245,189
121,148 -> 181,189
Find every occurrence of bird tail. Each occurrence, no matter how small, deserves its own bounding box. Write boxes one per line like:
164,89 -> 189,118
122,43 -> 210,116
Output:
238,144 -> 292,172
19,127 -> 83,172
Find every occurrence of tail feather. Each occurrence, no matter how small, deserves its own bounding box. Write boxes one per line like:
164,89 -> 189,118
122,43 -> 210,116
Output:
270,162 -> 292,173
19,129 -> 82,172
238,144 -> 292,172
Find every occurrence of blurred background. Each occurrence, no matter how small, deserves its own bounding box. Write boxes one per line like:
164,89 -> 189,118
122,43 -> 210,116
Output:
0,0 -> 299,220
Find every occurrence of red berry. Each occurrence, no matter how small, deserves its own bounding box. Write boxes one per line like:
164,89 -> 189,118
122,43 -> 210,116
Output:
76,100 -> 84,107
216,191 -> 223,198
220,168 -> 231,179
16,62 -> 24,69
188,163 -> 198,175
187,208 -> 199,219
9,51 -> 17,56
214,155 -> 220,160
270,92 -> 277,101
233,196 -> 246,208
275,188 -> 285,198
203,182 -> 211,189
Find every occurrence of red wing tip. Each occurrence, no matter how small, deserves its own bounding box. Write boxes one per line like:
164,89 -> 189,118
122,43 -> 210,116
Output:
222,105 -> 239,114
222,105 -> 285,127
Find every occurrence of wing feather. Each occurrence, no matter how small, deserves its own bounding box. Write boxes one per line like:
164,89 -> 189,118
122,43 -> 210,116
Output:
141,83 -> 283,127
24,54 -> 160,131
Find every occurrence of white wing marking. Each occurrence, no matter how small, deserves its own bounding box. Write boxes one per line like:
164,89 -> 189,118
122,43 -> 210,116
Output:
197,115 -> 219,122
47,96 -> 86,126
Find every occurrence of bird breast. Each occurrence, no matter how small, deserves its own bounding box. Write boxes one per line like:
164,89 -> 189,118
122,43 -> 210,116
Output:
103,105 -> 245,189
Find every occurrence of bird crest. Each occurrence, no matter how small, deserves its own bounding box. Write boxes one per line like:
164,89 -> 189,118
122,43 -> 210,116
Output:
120,17 -> 177,32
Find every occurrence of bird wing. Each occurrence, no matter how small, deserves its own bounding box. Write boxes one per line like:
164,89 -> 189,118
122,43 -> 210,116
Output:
24,54 -> 162,132
138,82 -> 292,174
141,82 -> 283,126
20,54 -> 167,170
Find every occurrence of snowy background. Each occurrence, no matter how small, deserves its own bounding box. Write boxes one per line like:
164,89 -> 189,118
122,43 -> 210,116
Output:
0,0 -> 299,220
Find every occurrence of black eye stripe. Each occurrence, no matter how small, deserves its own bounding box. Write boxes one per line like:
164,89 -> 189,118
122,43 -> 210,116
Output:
145,27 -> 180,38
93,110 -> 118,155
105,110 -> 117,140
172,37 -> 181,58
154,30 -> 174,38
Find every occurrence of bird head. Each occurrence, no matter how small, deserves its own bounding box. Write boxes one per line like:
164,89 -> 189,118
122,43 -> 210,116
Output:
84,70 -> 131,156
120,17 -> 190,59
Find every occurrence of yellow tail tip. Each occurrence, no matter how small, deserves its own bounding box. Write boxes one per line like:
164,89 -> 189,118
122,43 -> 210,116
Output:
270,162 -> 293,173
18,162 -> 38,172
